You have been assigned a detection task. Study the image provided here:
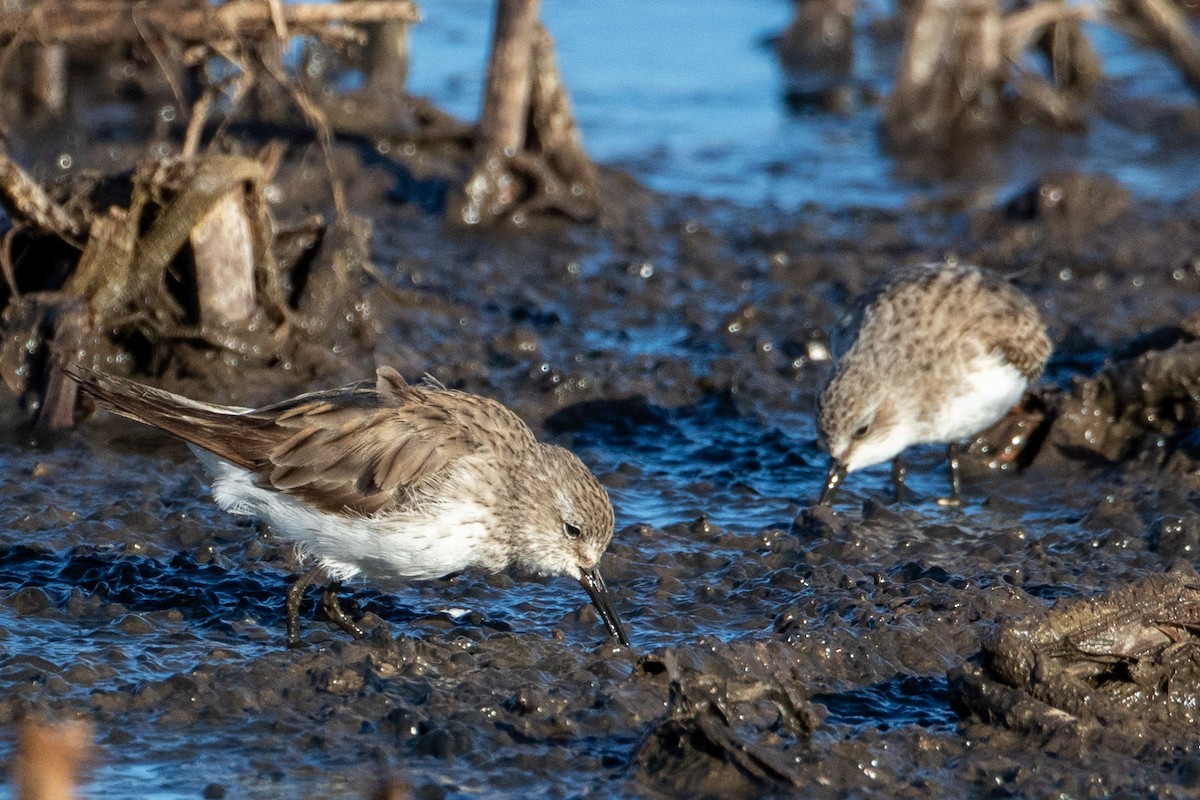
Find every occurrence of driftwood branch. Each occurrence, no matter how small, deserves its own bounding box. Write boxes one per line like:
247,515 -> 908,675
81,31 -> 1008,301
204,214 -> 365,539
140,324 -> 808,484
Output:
0,143 -> 85,241
476,0 -> 541,156
449,1 -> 600,225
1114,0 -> 1200,98
1002,2 -> 1094,61
885,0 -> 1101,151
0,0 -> 420,47
885,0 -> 1006,148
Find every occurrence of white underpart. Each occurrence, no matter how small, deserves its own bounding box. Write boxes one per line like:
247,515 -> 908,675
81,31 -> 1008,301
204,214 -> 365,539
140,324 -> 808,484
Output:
846,352 -> 1027,472
932,353 -> 1027,443
189,447 -> 497,582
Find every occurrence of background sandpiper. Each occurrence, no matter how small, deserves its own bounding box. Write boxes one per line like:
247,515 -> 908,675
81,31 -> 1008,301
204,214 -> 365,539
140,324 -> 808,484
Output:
816,263 -> 1052,506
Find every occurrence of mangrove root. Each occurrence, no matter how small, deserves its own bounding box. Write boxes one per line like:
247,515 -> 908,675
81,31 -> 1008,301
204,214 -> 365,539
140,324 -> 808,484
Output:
447,0 -> 600,226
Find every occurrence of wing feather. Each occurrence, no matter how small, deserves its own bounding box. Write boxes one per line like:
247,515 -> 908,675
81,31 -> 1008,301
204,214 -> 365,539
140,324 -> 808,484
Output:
67,365 -> 535,516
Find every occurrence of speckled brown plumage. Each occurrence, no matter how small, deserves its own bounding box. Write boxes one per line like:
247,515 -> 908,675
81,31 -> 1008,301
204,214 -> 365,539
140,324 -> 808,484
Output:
817,262 -> 1052,504
831,264 -> 1051,382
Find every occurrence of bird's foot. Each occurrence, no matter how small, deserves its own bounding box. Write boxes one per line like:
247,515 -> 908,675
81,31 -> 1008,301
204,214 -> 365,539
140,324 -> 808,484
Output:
320,584 -> 366,640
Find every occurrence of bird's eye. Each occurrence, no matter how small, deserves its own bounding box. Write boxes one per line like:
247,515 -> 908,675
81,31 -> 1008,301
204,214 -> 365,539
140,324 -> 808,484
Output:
852,423 -> 870,439
563,522 -> 582,539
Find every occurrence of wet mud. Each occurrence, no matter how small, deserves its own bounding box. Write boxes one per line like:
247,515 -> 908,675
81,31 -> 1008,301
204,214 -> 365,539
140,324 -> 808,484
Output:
2,121 -> 1200,797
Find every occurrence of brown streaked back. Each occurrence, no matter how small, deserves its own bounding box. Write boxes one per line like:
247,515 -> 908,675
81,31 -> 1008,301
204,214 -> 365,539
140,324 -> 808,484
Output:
65,365 -> 537,516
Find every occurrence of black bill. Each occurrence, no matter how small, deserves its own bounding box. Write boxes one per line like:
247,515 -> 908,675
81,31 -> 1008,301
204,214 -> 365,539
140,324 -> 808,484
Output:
578,566 -> 630,647
818,459 -> 847,506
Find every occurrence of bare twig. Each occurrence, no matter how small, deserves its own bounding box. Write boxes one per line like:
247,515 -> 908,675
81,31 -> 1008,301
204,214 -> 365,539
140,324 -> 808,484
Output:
1114,0 -> 1200,97
132,9 -> 188,110
266,0 -> 289,40
0,225 -> 20,298
0,0 -> 420,46
0,144 -> 86,242
256,51 -> 347,215
182,88 -> 215,159
1003,2 -> 1095,61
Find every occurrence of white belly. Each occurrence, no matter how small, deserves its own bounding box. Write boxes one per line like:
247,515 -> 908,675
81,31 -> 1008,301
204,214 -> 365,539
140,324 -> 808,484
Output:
189,447 -> 498,582
925,353 -> 1027,444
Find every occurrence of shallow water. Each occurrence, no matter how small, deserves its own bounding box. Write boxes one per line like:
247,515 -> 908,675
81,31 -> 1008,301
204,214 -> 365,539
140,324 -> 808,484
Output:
410,0 -> 1200,207
4,196 -> 1199,794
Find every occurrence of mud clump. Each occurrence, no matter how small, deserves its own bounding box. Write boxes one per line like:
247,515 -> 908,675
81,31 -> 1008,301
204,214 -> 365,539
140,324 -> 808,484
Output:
951,569 -> 1200,755
975,311 -> 1200,479
635,648 -> 822,797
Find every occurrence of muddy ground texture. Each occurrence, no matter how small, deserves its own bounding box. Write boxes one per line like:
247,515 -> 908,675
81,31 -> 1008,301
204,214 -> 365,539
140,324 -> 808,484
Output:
2,127 -> 1200,798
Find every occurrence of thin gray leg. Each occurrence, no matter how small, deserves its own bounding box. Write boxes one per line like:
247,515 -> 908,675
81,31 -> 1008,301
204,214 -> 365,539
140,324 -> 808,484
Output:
285,564 -> 325,648
939,442 -> 963,507
890,457 -> 908,504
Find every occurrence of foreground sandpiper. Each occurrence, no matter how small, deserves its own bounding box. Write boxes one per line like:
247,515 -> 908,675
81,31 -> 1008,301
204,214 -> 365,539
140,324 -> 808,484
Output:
67,365 -> 629,647
816,263 -> 1051,506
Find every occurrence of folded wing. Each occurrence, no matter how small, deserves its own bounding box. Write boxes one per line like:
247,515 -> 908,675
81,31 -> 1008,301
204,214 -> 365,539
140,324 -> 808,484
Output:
67,365 -> 522,515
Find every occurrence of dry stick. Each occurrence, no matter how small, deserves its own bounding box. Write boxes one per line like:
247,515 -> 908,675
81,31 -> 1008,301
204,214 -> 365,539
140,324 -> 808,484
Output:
0,225 -> 20,298
527,22 -> 599,201
1002,3 -> 1094,61
885,0 -> 1004,147
182,88 -> 215,159
266,0 -> 290,40
191,191 -> 257,326
361,260 -> 471,315
29,44 -> 67,112
0,0 -> 420,45
476,0 -> 541,156
0,145 -> 85,242
363,19 -> 411,91
202,41 -> 256,147
258,53 -> 347,216
36,298 -> 90,432
132,10 -> 188,110
1118,0 -> 1200,98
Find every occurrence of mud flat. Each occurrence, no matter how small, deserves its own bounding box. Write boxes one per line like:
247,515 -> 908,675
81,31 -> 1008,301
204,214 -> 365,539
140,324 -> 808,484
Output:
0,131 -> 1197,795
0,6 -> 1199,792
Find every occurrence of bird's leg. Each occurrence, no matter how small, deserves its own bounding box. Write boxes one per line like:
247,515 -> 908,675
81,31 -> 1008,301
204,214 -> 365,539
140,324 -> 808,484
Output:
319,581 -> 366,640
890,457 -> 908,504
938,442 -> 963,507
285,564 -> 325,648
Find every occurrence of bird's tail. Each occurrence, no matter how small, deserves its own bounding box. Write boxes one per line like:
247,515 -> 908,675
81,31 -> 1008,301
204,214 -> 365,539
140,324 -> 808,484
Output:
63,365 -> 261,469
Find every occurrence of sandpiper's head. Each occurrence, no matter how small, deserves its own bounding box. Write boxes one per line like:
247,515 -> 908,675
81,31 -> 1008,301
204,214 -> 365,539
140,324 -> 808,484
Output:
512,444 -> 628,646
817,365 -> 915,475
